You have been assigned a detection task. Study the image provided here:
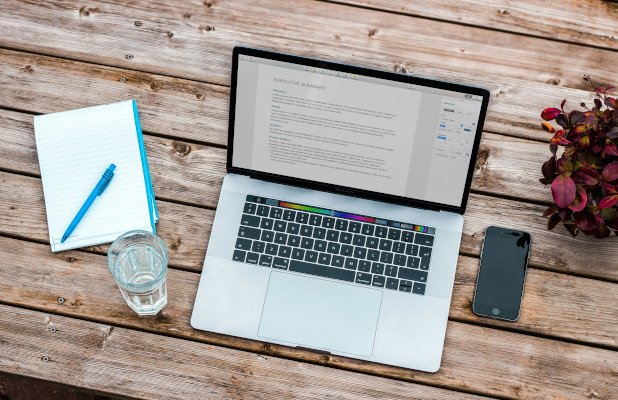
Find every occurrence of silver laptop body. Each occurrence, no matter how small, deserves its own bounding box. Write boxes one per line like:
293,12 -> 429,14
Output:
191,47 -> 489,372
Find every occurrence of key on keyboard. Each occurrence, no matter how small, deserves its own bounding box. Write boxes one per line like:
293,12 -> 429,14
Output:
231,195 -> 436,295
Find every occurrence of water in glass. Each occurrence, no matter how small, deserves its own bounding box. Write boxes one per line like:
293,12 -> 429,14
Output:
108,230 -> 168,315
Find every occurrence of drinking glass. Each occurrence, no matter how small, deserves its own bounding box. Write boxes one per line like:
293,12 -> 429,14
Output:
107,230 -> 168,315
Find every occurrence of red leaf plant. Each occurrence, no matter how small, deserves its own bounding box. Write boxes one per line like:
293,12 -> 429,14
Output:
540,76 -> 618,238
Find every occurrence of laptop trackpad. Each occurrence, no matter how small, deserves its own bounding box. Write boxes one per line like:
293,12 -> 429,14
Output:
257,271 -> 382,357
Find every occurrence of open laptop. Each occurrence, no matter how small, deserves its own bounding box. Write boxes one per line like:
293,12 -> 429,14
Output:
191,46 -> 490,372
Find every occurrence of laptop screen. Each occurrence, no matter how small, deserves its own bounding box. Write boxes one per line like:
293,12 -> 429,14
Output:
230,49 -> 487,211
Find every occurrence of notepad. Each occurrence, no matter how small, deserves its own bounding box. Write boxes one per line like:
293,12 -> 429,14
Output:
34,100 -> 158,252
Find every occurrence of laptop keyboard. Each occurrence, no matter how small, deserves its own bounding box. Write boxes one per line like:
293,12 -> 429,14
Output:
232,195 -> 436,295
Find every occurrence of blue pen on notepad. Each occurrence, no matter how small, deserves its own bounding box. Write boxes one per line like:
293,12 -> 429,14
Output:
61,164 -> 116,243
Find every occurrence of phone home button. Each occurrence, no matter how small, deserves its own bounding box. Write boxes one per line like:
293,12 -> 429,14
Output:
492,307 -> 500,316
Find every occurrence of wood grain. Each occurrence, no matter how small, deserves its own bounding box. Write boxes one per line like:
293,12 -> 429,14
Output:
0,171 -> 213,272
0,108 -> 552,205
0,304 -> 494,400
1,0 -> 617,92
2,109 -> 617,280
0,237 -> 615,400
0,35 -> 605,144
336,0 -> 618,50
2,165 -> 617,283
1,170 -> 616,347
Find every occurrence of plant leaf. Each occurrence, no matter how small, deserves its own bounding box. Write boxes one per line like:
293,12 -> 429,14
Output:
563,223 -> 579,237
602,161 -> 618,182
541,122 -> 555,133
561,99 -> 566,110
555,113 -> 569,128
607,127 -> 618,139
606,184 -> 618,194
594,98 -> 603,110
568,186 -> 588,211
577,135 -> 590,151
549,143 -> 558,155
576,168 -> 601,185
551,174 -> 576,208
599,195 -> 618,209
541,108 -> 561,121
573,210 -> 599,230
558,207 -> 572,221
595,223 -> 611,238
570,112 -> 586,125
547,214 -> 561,230
542,205 -> 558,217
605,143 -> 618,156
613,217 -> 618,231
604,97 -> 617,110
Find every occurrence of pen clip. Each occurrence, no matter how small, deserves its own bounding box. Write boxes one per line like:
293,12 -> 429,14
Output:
98,170 -> 114,195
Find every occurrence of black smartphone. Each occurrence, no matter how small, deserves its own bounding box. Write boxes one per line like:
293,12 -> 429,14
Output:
472,226 -> 531,321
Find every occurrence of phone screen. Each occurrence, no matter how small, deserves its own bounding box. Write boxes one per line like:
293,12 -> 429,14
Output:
473,226 -> 531,321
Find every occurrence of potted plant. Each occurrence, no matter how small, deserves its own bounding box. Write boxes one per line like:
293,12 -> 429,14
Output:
540,76 -> 618,238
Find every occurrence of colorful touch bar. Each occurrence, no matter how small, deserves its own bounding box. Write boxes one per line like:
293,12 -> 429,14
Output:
248,195 -> 435,235
332,212 -> 374,223
279,202 -> 332,216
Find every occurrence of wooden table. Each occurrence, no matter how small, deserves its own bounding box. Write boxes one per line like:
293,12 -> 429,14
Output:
1,1 -> 617,399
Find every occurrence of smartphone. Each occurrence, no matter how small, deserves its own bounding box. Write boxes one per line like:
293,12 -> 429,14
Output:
472,226 -> 531,321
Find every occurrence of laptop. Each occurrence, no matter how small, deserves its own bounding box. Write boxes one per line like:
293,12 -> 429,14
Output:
191,46 -> 490,372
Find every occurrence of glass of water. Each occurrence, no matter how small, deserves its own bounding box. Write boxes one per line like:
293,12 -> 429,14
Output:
107,230 -> 168,315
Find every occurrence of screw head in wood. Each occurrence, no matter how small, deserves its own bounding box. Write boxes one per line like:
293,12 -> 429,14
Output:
120,77 -> 126,82
126,54 -> 133,60
49,327 -> 57,333
58,297 -> 65,304
42,356 -> 49,362
135,21 -> 142,26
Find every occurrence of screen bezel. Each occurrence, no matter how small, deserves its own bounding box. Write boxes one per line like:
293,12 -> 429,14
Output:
472,226 -> 531,321
226,46 -> 491,214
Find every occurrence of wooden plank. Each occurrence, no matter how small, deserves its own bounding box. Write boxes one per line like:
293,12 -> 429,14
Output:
0,233 -> 614,349
0,171 -> 212,272
1,0 -> 617,91
0,304 -> 493,400
3,109 -> 617,280
0,49 -> 229,146
0,237 -> 615,400
1,108 -> 552,206
2,162 -> 617,283
336,0 -> 618,51
0,30 -> 604,144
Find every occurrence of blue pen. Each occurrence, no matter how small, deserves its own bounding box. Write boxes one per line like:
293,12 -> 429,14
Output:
61,164 -> 116,243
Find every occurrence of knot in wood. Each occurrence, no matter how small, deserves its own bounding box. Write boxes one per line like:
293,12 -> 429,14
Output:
23,65 -> 33,73
149,82 -> 159,91
196,93 -> 204,100
203,1 -> 213,7
368,28 -> 378,37
66,257 -> 77,263
183,13 -> 191,18
170,238 -> 182,250
79,6 -> 98,17
546,78 -> 561,86
394,64 -> 409,74
173,141 -> 192,157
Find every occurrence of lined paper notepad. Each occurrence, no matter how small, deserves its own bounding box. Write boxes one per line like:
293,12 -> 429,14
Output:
34,100 -> 158,252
